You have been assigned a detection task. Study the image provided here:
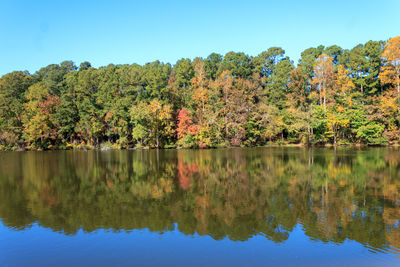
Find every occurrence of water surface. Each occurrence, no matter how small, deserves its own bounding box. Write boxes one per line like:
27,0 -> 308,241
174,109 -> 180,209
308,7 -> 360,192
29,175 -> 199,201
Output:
0,148 -> 399,266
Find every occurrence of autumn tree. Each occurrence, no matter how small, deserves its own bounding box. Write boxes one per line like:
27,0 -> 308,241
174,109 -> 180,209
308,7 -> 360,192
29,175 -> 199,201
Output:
288,67 -> 308,110
130,100 -> 174,148
325,107 -> 350,144
191,58 -> 208,120
381,36 -> 400,95
311,54 -> 336,111
336,65 -> 356,106
23,83 -> 61,149
176,107 -> 198,148
211,70 -> 233,142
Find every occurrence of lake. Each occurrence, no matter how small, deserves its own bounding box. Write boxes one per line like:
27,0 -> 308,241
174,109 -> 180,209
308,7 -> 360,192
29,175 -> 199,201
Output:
0,148 -> 399,266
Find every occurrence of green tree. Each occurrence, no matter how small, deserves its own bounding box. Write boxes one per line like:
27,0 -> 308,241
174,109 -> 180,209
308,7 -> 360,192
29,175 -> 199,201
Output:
0,71 -> 32,149
130,100 -> 174,147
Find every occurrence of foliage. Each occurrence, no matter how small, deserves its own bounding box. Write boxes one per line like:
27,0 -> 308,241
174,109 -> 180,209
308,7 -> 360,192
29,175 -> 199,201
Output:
381,36 -> 400,95
1,37 -> 400,150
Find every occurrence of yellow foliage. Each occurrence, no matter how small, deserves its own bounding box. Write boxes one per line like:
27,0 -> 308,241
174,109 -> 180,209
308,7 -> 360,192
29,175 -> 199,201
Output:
381,36 -> 400,92
380,96 -> 398,117
336,65 -> 355,95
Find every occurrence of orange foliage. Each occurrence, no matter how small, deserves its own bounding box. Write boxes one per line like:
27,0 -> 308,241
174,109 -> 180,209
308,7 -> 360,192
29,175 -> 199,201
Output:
381,36 -> 400,94
336,65 -> 355,95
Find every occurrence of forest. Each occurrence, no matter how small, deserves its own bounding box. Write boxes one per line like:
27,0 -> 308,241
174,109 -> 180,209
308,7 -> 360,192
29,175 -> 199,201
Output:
1,36 -> 400,150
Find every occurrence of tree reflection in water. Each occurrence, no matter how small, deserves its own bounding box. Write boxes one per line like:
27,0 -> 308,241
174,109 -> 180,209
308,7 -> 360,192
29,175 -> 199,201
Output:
0,148 -> 399,254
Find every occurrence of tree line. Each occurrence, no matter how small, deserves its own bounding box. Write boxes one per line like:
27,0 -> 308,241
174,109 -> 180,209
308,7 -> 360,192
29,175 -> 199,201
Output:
1,37 -> 400,150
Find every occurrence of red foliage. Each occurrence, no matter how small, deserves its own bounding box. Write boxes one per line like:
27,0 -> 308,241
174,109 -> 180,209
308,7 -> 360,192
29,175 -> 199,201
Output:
39,95 -> 60,114
177,107 -> 197,139
177,159 -> 198,190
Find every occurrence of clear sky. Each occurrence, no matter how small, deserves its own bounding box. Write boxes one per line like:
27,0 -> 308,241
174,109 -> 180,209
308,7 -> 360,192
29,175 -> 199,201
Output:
1,0 -> 399,76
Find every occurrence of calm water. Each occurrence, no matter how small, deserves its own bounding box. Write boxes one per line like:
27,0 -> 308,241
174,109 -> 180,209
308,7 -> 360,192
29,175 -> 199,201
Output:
0,148 -> 399,266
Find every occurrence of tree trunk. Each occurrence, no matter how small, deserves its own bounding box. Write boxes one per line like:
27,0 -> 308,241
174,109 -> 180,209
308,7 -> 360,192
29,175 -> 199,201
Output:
334,132 -> 337,145
319,88 -> 322,106
156,130 -> 159,148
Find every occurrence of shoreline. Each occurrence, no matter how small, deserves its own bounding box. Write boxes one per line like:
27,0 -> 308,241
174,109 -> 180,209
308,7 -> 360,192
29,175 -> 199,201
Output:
3,142 -> 400,152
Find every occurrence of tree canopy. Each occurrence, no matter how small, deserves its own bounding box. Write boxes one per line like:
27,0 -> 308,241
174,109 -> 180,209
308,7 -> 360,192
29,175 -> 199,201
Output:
1,37 -> 400,150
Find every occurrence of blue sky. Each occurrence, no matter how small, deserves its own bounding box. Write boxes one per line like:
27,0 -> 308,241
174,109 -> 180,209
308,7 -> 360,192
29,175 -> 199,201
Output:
1,0 -> 399,76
